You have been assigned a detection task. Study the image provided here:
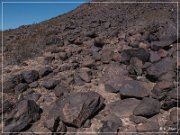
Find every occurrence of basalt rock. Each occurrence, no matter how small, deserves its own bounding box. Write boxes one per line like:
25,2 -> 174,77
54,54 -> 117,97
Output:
146,57 -> 176,81
133,97 -> 160,118
21,70 -> 39,84
4,100 -> 41,132
48,91 -> 104,128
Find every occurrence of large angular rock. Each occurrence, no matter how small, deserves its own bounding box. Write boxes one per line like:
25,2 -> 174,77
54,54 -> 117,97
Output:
146,57 -> 176,80
4,100 -> 41,132
110,98 -> 140,117
48,91 -> 104,128
133,97 -> 160,118
21,70 -> 39,83
119,80 -> 152,99
101,63 -> 130,91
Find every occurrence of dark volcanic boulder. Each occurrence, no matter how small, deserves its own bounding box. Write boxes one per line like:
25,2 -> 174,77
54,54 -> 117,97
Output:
101,63 -> 130,91
110,98 -> 140,118
48,91 -> 104,128
4,100 -> 41,132
21,70 -> 39,83
119,80 -> 151,99
133,97 -> 160,118
120,48 -> 150,63
146,57 -> 176,81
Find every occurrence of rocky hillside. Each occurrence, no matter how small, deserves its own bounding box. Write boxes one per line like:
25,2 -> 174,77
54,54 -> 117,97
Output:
1,0 -> 180,134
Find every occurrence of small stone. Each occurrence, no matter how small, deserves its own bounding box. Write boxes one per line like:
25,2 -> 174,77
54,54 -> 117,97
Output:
44,56 -> 55,64
78,68 -> 92,83
23,93 -> 41,102
42,80 -> 59,89
94,38 -> 104,48
39,67 -> 53,78
170,109 -> 179,124
101,49 -> 113,64
129,115 -> 147,124
104,84 -> 119,93
58,52 -> 68,61
15,83 -> 29,93
84,31 -> 96,38
139,42 -> 150,49
82,119 -> 91,128
29,81 -> 39,88
58,63 -> 72,72
104,22 -> 111,29
128,57 -> 143,75
149,51 -> 161,63
158,49 -> 168,58
81,56 -> 95,67
136,121 -> 160,132
54,84 -> 71,98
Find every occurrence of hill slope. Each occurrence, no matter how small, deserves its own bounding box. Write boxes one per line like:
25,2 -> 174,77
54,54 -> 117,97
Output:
1,0 -> 179,134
